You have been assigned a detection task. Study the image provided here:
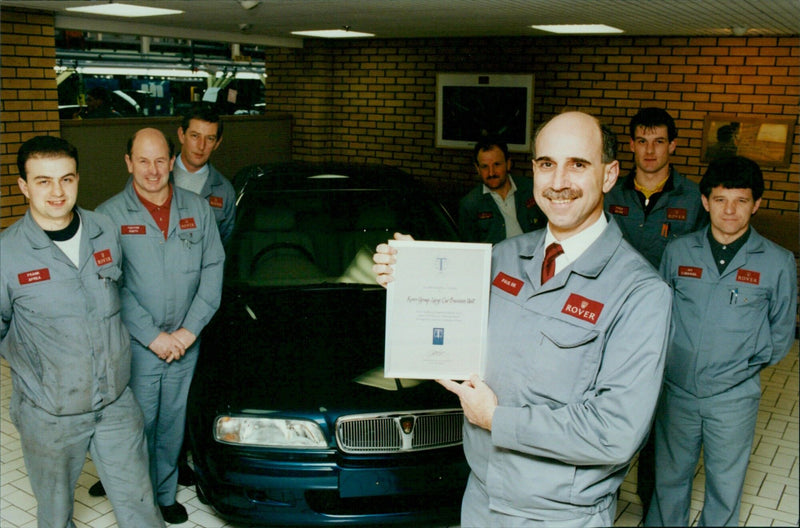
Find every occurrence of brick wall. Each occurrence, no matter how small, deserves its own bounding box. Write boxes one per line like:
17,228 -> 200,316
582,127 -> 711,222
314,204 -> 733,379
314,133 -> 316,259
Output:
263,36 -> 799,212
1,6 -> 797,227
0,7 -> 60,228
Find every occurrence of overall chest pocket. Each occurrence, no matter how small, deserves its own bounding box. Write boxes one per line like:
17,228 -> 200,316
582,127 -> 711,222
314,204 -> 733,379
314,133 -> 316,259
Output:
177,230 -> 204,273
526,318 -> 602,405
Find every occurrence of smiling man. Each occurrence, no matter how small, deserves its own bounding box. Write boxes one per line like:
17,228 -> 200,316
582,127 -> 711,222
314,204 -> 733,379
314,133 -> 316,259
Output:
174,105 -> 236,244
374,111 -> 672,526
647,156 -> 797,527
94,128 -> 225,524
458,138 -> 544,244
0,136 -> 163,527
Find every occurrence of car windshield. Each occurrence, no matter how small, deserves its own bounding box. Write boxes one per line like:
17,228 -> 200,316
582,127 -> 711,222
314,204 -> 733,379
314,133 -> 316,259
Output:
226,188 -> 458,287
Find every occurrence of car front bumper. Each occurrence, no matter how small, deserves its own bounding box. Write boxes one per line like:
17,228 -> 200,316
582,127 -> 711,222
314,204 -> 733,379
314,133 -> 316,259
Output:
195,449 -> 468,525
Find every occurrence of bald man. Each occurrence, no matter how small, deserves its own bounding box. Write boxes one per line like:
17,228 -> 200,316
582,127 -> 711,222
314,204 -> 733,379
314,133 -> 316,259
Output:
95,128 -> 225,524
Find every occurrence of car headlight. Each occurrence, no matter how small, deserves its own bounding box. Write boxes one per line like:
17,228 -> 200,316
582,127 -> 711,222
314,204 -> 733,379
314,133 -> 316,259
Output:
214,415 -> 327,448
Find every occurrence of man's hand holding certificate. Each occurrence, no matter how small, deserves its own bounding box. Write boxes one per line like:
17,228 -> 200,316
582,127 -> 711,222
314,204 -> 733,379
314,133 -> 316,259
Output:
383,240 -> 491,380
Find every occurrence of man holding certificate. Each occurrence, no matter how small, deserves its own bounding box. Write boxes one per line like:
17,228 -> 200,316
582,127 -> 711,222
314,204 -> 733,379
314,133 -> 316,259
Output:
374,111 -> 672,526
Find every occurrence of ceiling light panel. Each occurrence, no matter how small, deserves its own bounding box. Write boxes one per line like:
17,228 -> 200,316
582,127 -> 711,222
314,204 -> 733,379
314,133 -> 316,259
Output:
531,24 -> 623,34
291,29 -> 375,38
66,3 -> 183,17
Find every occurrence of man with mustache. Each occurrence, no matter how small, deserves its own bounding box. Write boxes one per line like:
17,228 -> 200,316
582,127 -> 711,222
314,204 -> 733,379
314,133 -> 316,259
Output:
374,111 -> 671,526
458,138 -> 545,244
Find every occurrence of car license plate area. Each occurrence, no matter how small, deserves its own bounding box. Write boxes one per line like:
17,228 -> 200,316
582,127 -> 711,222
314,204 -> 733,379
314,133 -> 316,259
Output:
339,466 -> 447,498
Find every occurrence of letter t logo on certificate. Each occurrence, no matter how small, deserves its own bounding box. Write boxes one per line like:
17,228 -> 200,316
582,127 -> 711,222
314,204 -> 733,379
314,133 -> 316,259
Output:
384,240 -> 491,380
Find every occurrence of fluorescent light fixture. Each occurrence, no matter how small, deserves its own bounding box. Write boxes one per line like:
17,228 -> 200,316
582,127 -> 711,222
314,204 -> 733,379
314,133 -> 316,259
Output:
56,65 -> 264,80
291,29 -> 374,38
531,24 -> 623,34
58,66 -> 209,78
214,71 -> 264,80
66,3 -> 183,17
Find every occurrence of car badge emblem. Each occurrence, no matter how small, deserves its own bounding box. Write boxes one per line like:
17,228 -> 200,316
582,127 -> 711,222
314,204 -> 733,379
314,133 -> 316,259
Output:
400,416 -> 415,435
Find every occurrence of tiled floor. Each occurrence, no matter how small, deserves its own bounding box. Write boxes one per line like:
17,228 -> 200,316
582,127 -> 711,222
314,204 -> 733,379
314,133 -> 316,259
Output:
2,342 -> 798,527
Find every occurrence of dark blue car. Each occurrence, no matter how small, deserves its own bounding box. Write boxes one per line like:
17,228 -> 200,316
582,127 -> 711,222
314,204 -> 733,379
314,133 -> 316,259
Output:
186,162 -> 469,525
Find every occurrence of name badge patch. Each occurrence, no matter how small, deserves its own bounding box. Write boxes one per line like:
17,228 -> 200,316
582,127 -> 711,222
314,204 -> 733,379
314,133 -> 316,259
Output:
209,196 -> 223,208
561,293 -> 604,324
678,265 -> 703,278
477,211 -> 493,220
666,208 -> 687,221
18,268 -> 50,285
736,269 -> 760,285
93,249 -> 113,266
492,272 -> 524,296
121,225 -> 146,235
609,205 -> 629,216
179,217 -> 197,230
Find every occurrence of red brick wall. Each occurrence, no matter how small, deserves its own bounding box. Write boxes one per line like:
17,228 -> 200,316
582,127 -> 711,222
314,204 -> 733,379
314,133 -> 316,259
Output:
1,6 -> 797,227
263,36 -> 799,212
0,7 -> 60,228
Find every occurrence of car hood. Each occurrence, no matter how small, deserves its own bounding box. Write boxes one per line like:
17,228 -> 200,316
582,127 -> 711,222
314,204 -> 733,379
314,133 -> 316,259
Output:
194,284 -> 458,416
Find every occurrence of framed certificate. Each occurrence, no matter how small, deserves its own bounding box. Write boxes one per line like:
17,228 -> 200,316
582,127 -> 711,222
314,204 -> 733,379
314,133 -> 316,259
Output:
384,240 -> 491,380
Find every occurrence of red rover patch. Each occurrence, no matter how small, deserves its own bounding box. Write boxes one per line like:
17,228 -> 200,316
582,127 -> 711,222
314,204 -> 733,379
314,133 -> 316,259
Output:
93,249 -> 113,266
561,293 -> 604,324
736,269 -> 760,285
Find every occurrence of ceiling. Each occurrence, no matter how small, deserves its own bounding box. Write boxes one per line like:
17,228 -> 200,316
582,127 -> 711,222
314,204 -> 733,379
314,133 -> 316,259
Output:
6,0 -> 800,50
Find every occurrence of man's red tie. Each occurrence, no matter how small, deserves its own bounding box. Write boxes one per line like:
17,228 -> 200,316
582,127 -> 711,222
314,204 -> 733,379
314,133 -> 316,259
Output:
541,242 -> 564,284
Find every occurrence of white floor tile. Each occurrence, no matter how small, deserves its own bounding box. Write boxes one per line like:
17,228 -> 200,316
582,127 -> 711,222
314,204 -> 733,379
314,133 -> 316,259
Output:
3,341 -> 798,528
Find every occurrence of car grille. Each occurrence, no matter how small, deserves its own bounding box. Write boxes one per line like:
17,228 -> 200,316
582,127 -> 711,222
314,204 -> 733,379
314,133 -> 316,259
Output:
335,409 -> 463,454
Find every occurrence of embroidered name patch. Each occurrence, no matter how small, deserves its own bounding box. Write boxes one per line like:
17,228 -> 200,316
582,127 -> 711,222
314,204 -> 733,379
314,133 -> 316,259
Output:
121,225 -> 146,235
492,272 -> 523,296
666,208 -> 687,221
18,268 -> 50,285
209,196 -> 223,208
93,249 -> 113,266
561,293 -> 604,324
736,269 -> 760,285
179,217 -> 197,230
678,265 -> 703,278
477,211 -> 493,220
609,205 -> 629,216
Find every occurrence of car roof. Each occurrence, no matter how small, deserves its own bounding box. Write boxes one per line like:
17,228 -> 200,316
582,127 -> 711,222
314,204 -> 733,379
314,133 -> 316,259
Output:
233,161 -> 418,194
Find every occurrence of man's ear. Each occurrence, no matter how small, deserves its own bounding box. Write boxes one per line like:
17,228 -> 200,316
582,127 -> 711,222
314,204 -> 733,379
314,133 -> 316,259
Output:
751,197 -> 761,215
602,160 -> 619,193
17,177 -> 30,199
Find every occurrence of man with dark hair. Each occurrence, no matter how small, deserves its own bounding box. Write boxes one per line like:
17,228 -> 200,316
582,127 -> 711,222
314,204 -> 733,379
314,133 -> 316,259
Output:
175,105 -> 236,244
604,107 -> 708,512
1,136 -> 163,527
646,156 -> 797,527
606,107 -> 708,268
458,138 -> 544,244
93,128 -> 225,524
375,112 -> 671,525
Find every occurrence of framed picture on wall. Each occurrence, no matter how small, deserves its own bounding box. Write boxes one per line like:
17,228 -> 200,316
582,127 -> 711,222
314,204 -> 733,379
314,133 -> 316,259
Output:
435,73 -> 534,153
701,114 -> 795,167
